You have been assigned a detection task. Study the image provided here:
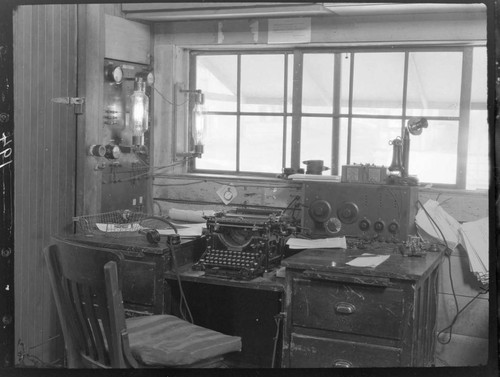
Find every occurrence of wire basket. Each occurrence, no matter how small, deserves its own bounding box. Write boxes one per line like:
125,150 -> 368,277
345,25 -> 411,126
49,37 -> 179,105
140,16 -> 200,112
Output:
73,210 -> 150,237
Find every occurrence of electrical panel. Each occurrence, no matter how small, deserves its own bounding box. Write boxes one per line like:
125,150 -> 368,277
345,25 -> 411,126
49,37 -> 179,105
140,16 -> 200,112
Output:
99,59 -> 153,212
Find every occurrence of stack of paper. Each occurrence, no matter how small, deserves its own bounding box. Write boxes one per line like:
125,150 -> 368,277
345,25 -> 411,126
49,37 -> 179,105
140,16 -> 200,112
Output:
415,200 -> 461,250
286,236 -> 347,249
459,217 -> 489,285
346,253 -> 391,268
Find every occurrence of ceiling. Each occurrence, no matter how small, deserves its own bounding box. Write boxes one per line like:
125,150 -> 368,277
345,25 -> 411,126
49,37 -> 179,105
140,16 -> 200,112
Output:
122,2 -> 487,22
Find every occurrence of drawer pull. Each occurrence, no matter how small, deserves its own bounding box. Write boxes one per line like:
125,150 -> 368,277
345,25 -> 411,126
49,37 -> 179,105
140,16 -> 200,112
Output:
333,359 -> 353,368
335,302 -> 356,314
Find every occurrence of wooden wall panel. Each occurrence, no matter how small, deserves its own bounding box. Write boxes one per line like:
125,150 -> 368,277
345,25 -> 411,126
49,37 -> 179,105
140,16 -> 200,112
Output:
13,4 -> 77,366
104,14 -> 151,64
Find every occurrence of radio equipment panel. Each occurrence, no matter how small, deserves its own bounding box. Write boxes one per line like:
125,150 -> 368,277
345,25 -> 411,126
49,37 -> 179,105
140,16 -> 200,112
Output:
302,182 -> 418,241
193,209 -> 293,280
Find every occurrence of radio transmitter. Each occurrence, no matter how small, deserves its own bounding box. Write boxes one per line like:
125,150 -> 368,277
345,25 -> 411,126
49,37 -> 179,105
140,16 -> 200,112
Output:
302,182 -> 418,241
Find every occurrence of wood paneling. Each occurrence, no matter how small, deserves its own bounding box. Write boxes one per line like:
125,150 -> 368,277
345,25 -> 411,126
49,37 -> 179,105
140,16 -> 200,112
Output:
13,4 -> 78,365
104,14 -> 151,65
75,4 -> 105,218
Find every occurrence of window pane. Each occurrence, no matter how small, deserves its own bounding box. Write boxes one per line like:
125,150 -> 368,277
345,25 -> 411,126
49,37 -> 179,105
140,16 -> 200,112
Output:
406,51 -> 462,117
197,55 -> 237,112
300,117 -> 332,172
302,53 -> 334,114
352,52 -> 405,115
241,55 -> 284,113
195,115 -> 237,171
408,120 -> 458,184
350,118 -> 402,166
240,116 -> 283,173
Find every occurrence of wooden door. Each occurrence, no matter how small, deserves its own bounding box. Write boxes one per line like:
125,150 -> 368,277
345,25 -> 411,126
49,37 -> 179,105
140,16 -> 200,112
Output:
13,4 -> 78,366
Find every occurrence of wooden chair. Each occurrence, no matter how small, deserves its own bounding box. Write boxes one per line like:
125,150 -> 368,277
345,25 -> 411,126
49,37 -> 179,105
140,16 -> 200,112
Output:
44,236 -> 241,368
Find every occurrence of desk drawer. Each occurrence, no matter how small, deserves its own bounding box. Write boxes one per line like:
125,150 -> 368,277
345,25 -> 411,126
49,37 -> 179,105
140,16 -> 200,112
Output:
290,333 -> 401,368
291,277 -> 404,340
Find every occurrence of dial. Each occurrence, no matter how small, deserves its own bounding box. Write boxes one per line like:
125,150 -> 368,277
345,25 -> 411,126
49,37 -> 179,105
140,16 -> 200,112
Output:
112,66 -> 123,83
104,64 -> 123,84
325,217 -> 342,234
308,200 -> 332,223
388,221 -> 399,234
373,220 -> 385,232
337,202 -> 359,224
146,72 -> 155,86
358,218 -> 371,232
105,65 -> 123,84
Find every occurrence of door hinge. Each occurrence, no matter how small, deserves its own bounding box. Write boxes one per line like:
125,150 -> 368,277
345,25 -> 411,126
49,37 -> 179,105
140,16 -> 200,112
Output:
51,97 -> 85,115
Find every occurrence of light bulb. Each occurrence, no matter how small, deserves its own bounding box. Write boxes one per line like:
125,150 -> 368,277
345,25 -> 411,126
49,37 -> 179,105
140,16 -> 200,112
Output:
192,92 -> 206,156
129,79 -> 149,146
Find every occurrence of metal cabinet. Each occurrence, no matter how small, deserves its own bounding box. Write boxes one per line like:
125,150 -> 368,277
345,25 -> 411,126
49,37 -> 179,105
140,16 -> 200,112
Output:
281,247 -> 443,368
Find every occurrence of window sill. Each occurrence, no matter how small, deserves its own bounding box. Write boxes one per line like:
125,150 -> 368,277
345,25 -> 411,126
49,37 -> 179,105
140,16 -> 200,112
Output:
155,173 -> 489,196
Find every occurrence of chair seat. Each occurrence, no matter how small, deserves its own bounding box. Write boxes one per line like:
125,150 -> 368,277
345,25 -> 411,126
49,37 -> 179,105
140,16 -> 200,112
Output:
126,315 -> 242,367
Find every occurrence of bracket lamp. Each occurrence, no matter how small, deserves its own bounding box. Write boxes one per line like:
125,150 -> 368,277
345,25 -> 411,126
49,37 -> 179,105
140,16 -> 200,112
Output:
129,77 -> 149,147
178,88 -> 206,158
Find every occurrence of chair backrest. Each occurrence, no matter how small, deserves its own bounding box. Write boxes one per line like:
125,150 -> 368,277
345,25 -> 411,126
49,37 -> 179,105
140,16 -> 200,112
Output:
44,236 -> 137,368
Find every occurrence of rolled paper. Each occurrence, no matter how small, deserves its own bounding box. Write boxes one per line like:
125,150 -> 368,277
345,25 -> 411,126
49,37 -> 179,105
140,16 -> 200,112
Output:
167,208 -> 215,223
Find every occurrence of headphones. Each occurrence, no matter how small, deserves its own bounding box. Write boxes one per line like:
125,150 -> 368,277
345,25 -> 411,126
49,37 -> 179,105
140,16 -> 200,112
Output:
143,229 -> 161,245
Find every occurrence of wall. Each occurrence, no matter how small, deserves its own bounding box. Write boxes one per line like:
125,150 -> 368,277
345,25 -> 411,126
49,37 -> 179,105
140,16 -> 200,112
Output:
13,4 -> 78,365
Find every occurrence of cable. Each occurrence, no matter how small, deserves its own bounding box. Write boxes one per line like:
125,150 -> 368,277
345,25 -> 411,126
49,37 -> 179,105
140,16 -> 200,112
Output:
167,235 -> 194,323
271,313 -> 284,368
153,85 -> 189,107
437,288 -> 488,344
416,199 -> 473,345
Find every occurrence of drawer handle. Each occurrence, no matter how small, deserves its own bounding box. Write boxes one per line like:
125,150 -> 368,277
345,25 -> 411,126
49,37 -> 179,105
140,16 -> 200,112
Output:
333,359 -> 353,368
335,302 -> 356,314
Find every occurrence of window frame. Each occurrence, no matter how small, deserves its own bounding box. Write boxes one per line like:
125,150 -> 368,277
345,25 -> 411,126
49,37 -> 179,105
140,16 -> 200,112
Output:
188,44 -> 485,189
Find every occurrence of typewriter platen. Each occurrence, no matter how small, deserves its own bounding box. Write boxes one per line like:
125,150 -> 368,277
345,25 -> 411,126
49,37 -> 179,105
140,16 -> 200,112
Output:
192,209 -> 294,280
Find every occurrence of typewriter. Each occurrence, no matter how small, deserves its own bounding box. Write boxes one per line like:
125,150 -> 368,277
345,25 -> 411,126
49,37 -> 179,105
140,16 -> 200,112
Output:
192,208 -> 294,280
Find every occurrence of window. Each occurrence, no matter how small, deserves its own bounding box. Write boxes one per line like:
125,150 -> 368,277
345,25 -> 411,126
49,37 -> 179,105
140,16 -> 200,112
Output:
191,46 -> 488,189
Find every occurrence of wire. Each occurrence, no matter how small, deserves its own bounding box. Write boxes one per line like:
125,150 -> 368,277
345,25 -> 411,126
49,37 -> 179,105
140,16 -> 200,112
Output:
153,86 -> 189,107
416,199 -> 470,345
168,236 -> 194,323
280,195 -> 301,217
437,288 -> 489,344
271,313 -> 284,368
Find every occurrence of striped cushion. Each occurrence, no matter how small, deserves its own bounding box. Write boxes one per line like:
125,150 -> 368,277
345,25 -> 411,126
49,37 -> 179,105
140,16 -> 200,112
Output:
126,315 -> 242,366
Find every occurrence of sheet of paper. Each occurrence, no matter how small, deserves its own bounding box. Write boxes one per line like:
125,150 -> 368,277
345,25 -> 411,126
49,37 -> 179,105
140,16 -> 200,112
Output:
157,223 -> 205,237
268,18 -> 311,44
346,254 -> 390,268
286,237 -> 346,249
96,223 -> 140,232
415,199 -> 461,249
459,217 -> 488,285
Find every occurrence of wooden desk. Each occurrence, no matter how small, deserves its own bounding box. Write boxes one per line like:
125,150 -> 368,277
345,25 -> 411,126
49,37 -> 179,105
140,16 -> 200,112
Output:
62,234 -> 205,315
281,247 -> 443,368
164,263 -> 285,368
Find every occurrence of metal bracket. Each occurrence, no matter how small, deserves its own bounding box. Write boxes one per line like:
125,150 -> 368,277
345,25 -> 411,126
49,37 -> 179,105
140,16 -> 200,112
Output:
51,97 -> 85,115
